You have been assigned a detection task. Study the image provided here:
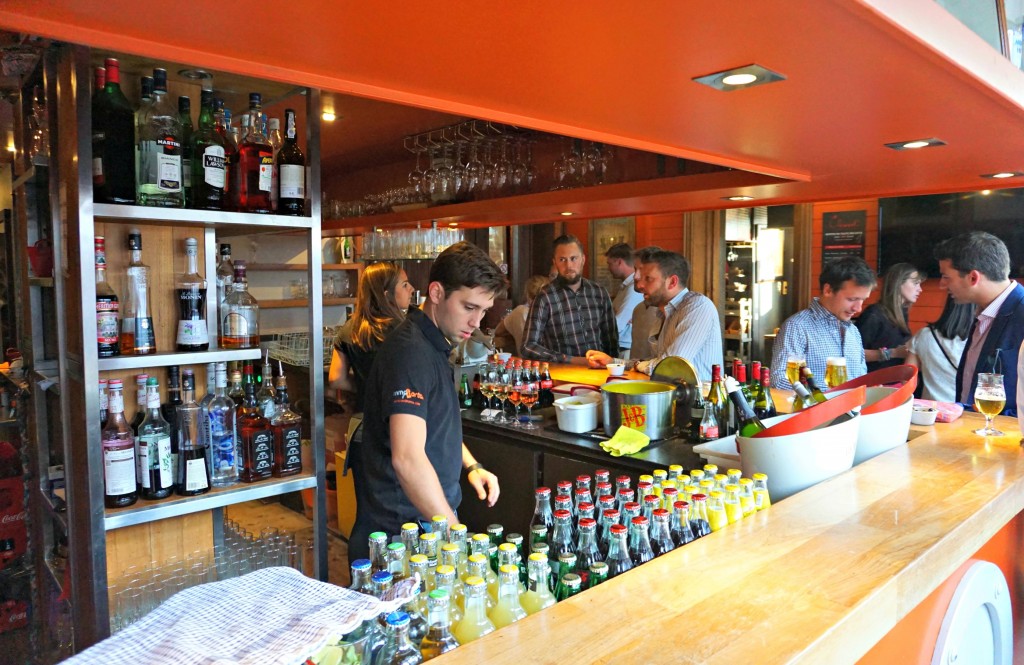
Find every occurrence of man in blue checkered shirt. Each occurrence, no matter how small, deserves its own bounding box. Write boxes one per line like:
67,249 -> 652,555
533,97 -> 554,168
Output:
770,256 -> 876,390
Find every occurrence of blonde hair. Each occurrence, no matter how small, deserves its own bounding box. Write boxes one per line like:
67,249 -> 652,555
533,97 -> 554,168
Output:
524,274 -> 549,303
351,262 -> 406,349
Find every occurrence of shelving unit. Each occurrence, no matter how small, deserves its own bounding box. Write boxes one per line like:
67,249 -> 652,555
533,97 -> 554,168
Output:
29,44 -> 328,653
262,297 -> 356,309
724,241 -> 754,363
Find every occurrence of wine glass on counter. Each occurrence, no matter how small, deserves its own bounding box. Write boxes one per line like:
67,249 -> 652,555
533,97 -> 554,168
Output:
507,366 -> 525,428
520,375 -> 540,430
492,363 -> 513,425
479,364 -> 497,422
973,373 -> 1006,436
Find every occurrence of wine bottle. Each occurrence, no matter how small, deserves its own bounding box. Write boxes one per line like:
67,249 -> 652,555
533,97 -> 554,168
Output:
92,57 -> 136,203
754,367 -> 778,419
276,108 -> 306,216
725,376 -> 767,438
799,366 -> 828,404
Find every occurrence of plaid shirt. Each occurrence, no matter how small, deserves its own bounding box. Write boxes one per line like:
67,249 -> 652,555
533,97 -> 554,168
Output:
770,297 -> 867,390
522,278 -> 618,363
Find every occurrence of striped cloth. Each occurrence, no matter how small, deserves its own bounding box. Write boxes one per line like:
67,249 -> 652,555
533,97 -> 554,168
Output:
65,567 -> 416,665
522,278 -> 618,362
770,297 -> 867,390
634,289 -> 723,383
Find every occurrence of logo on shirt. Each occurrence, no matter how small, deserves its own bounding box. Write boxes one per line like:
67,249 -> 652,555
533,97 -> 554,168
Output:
392,388 -> 425,405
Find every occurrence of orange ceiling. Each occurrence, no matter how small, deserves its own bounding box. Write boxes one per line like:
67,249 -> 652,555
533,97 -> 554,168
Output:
4,0 -> 1024,213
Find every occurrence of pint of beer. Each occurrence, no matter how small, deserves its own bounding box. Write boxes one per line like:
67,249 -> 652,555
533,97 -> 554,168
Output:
825,357 -> 848,388
785,356 -> 805,387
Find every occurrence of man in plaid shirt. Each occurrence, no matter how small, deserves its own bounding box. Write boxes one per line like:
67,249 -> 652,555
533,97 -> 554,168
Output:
522,234 -> 618,365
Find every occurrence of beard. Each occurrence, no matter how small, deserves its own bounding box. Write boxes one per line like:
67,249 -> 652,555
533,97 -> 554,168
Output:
554,273 -> 582,288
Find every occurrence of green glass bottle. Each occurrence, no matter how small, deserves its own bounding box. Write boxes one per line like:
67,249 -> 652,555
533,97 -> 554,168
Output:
725,377 -> 767,438
800,365 -> 829,404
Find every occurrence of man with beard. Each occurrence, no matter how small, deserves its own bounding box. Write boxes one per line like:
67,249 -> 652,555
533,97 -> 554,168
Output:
587,250 -> 723,382
629,246 -> 663,360
605,242 -> 645,358
522,234 -> 618,365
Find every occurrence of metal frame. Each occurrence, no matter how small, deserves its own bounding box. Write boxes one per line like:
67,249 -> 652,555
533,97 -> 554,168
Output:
45,45 -> 329,651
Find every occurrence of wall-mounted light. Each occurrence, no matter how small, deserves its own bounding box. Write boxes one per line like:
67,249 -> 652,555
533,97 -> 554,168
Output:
693,64 -> 786,91
883,138 -> 946,150
322,111 -> 337,122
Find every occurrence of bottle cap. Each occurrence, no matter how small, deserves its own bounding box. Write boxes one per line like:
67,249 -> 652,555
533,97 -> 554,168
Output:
350,558 -> 371,571
464,575 -> 485,588
535,486 -> 551,496
370,570 -> 392,584
553,509 -> 571,520
673,500 -> 690,511
152,68 -> 167,92
409,554 -> 428,565
630,515 -> 649,527
385,611 -> 410,627
578,518 -> 597,529
498,543 -> 516,553
179,96 -> 190,113
220,243 -> 231,256
556,480 -> 572,491
386,542 -> 405,553
609,523 -> 626,535
268,117 -> 280,130
248,92 -> 262,107
753,472 -> 768,481
528,552 -> 548,563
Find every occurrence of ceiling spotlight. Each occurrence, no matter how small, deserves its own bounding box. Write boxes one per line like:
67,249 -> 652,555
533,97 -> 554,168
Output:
884,138 -> 946,150
559,211 -> 574,216
981,171 -> 1024,179
693,64 -> 786,91
723,195 -> 754,201
322,111 -> 337,122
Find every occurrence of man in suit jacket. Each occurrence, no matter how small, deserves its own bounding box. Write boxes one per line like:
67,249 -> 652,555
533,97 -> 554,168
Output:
935,231 -> 1024,417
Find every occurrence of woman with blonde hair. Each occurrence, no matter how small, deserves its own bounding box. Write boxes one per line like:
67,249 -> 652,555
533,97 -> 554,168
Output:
493,274 -> 549,355
328,261 -> 414,410
855,262 -> 924,372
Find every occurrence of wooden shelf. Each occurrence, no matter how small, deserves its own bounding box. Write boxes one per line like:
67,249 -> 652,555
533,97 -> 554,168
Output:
247,263 -> 360,271
262,297 -> 356,309
28,276 -> 54,287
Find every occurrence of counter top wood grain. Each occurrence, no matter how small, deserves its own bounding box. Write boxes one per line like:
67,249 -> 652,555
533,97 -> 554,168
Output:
439,409 -> 1024,664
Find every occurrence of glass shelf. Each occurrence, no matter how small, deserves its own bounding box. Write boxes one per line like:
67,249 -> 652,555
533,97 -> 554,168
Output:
97,348 -> 261,371
93,203 -> 314,231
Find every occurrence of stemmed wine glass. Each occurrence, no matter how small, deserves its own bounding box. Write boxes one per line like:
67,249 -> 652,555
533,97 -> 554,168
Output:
520,376 -> 540,430
507,365 -> 525,428
973,373 -> 1006,436
493,362 -> 513,424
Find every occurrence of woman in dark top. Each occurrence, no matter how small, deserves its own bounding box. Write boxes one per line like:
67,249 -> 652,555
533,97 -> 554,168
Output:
855,262 -> 924,372
328,262 -> 414,411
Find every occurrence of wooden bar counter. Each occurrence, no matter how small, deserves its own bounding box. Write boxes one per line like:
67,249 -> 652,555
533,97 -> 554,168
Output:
448,405 -> 1024,663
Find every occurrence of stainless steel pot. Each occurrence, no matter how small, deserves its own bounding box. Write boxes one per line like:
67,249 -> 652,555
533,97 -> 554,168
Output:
601,380 -> 677,440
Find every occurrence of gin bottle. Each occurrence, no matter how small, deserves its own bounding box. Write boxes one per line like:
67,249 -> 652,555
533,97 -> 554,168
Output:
138,376 -> 173,500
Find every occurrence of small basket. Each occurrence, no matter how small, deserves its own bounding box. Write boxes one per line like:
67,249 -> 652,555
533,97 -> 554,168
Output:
267,326 -> 337,367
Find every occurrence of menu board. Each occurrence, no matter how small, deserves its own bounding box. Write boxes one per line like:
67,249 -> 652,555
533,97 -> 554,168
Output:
822,210 -> 866,264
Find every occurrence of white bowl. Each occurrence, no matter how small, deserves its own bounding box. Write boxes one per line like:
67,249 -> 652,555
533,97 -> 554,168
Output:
607,363 -> 625,376
553,393 -> 601,433
911,406 -> 938,426
827,386 -> 913,465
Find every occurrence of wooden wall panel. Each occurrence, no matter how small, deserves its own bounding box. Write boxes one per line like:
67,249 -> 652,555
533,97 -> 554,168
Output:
635,213 -> 684,253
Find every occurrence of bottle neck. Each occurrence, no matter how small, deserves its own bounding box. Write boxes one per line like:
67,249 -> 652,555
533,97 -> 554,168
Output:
186,250 -> 199,276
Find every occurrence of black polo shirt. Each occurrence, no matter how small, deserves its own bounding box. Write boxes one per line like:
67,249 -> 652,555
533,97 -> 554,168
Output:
356,306 -> 462,535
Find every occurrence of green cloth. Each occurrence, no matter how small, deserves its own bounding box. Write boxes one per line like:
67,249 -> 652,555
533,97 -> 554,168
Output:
600,426 -> 651,457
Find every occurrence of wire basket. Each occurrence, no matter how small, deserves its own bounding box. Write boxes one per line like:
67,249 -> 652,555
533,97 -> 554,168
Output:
267,327 -> 338,367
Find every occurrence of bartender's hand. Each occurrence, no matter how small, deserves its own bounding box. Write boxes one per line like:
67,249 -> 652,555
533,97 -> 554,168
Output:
586,350 -> 614,368
467,467 -> 500,507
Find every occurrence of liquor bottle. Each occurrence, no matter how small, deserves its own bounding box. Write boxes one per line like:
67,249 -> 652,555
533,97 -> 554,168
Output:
216,243 -> 234,315
237,363 -> 273,482
129,373 -> 149,437
176,370 -> 210,496
94,236 -> 121,357
799,366 -> 829,405
267,116 -> 282,213
725,376 -> 767,438
220,261 -> 259,348
190,90 -> 227,210
488,564 -> 526,628
136,68 -> 184,207
161,366 -> 183,486
92,57 -> 136,203
276,108 -> 306,216
378,612 -> 423,665
102,379 -> 137,508
256,351 -> 276,419
452,576 -> 495,644
271,362 -> 303,477
604,524 -> 633,578
213,98 -> 236,205
754,367 -> 778,419
99,378 -> 109,428
175,237 -> 209,351
228,368 -> 244,407
530,486 -> 554,532
208,362 -> 239,487
120,229 -> 156,355
137,376 -> 174,500
178,96 -> 193,205
233,93 -> 273,213
670,501 -> 696,546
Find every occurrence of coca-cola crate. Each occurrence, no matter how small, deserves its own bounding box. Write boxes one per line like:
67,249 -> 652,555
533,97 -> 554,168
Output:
0,477 -> 26,573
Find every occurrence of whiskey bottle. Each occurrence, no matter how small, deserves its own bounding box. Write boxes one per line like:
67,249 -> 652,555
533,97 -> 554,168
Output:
276,108 -> 306,216
228,368 -> 244,407
178,96 -> 193,205
271,361 -> 303,477
233,93 -> 273,213
176,369 -> 211,496
138,376 -> 174,500
219,261 -> 259,348
136,68 -> 184,207
267,116 -> 282,213
102,379 -> 138,508
237,363 -> 273,482
175,237 -> 209,351
119,229 -> 156,355
94,237 -> 120,358
92,57 -> 135,204
208,362 -> 239,487
256,350 -> 276,419
161,366 -> 183,486
190,90 -> 227,210
213,98 -> 236,206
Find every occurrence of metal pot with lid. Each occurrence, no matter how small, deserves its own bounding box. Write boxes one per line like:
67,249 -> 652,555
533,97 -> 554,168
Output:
599,357 -> 702,441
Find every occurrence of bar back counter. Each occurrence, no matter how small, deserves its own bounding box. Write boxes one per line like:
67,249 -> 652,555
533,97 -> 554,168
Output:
453,382 -> 1023,663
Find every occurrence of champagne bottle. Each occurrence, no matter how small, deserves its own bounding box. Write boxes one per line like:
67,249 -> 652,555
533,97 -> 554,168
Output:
725,376 -> 767,438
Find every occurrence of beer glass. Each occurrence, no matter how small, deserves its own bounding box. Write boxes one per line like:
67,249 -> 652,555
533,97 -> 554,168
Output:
785,356 -> 805,387
825,357 -> 848,388
973,373 -> 1006,436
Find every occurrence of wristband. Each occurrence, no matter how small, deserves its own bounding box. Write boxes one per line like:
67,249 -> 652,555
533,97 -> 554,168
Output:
465,463 -> 486,476
880,347 -> 891,362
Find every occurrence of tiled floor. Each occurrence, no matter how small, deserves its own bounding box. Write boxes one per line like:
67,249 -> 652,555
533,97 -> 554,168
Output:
226,499 -> 352,588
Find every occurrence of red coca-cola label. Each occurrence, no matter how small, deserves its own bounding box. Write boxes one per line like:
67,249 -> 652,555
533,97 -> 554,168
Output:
0,600 -> 28,633
540,379 -> 553,389
0,478 -> 27,571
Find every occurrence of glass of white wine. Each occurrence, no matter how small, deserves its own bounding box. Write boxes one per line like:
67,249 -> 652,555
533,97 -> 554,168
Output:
973,373 -> 1006,436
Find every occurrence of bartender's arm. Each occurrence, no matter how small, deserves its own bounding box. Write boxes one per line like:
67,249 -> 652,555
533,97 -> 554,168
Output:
462,443 -> 499,506
327,348 -> 357,392
390,413 -> 459,525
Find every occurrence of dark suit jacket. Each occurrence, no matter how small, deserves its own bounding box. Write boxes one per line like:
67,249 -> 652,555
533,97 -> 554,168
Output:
956,282 -> 1024,417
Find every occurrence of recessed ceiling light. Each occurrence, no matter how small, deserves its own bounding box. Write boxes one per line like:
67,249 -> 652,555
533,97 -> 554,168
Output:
723,195 -> 754,201
693,64 -> 786,91
322,111 -> 337,122
884,138 -> 946,150
981,171 -> 1024,179
177,68 -> 212,81
559,211 -> 574,216
448,222 -> 458,227
981,190 -> 992,195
